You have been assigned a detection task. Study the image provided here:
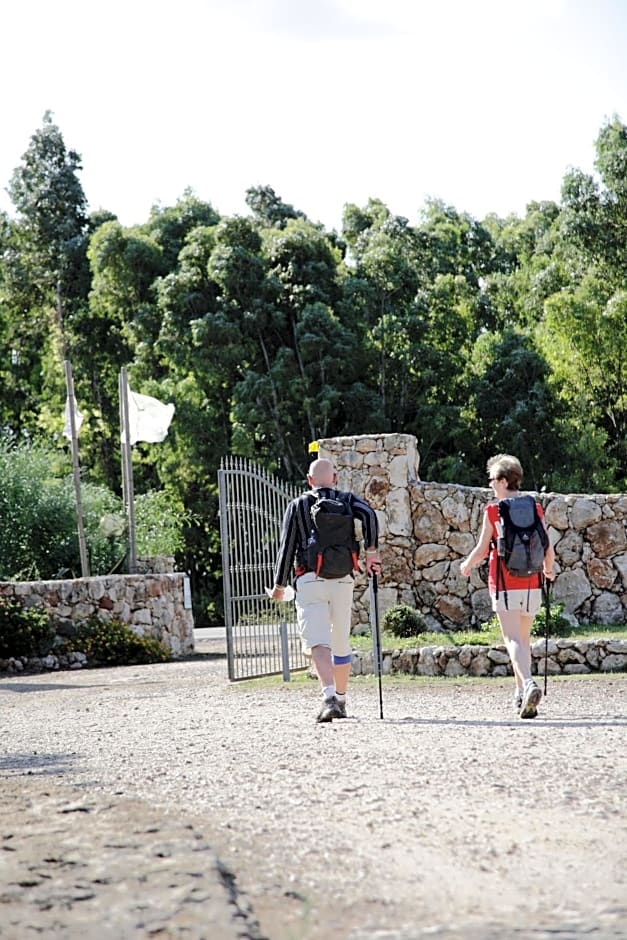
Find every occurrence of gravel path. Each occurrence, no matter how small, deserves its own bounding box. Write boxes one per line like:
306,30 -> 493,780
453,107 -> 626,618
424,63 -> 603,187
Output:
1,645 -> 626,940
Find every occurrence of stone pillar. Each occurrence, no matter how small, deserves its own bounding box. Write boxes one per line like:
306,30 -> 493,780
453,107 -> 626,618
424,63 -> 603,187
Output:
316,434 -> 420,625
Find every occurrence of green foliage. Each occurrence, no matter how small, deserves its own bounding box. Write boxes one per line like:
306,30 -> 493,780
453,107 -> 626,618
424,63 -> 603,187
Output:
0,438 -> 184,580
461,328 -> 567,489
481,601 -> 572,639
73,617 -> 171,666
245,184 -> 305,228
134,489 -> 186,557
7,113 -> 627,615
2,112 -> 90,443
353,619 -> 627,650
542,280 -> 627,480
381,604 -> 427,638
352,629 -> 494,650
0,437 -> 123,580
530,602 -> 572,638
0,597 -> 56,658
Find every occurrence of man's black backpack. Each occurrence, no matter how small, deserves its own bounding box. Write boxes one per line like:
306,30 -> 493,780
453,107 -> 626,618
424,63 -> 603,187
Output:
497,495 -> 549,578
304,492 -> 359,579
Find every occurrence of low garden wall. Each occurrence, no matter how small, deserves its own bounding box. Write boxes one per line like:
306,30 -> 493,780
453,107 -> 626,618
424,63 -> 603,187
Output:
351,637 -> 627,677
0,570 -> 195,675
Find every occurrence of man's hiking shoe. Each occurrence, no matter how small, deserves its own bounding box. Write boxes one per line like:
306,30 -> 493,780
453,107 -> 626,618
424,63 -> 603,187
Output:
520,681 -> 542,719
513,689 -> 523,711
316,696 -> 344,723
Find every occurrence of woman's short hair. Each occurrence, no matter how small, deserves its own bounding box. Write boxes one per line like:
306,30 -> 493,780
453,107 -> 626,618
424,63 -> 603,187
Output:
487,454 -> 523,490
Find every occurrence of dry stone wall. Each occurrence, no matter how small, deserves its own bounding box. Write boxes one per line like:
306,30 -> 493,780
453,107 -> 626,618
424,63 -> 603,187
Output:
0,570 -> 194,675
317,433 -> 627,630
351,637 -> 627,678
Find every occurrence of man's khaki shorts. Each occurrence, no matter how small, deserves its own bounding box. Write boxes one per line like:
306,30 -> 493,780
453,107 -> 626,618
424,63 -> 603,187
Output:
492,588 -> 542,615
295,572 -> 354,659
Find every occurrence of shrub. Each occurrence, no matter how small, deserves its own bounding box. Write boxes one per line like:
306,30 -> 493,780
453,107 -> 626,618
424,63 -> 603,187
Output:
0,436 -> 185,580
73,617 -> 171,666
530,601 -> 572,637
134,489 -> 186,557
0,437 -> 124,579
481,601 -> 572,638
382,604 -> 427,638
0,597 -> 56,658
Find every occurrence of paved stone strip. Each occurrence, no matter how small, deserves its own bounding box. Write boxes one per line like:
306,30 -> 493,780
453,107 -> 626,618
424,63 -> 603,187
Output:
0,775 -> 266,940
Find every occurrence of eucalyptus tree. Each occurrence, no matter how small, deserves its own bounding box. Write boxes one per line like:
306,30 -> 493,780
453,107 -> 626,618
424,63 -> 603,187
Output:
480,201 -> 563,331
126,218 -> 228,624
538,117 -> 627,485
543,277 -> 627,486
78,220 -> 165,487
250,215 -> 372,479
459,328 -> 567,490
2,112 -> 90,434
559,117 -> 627,282
341,201 -> 424,428
7,111 -> 89,307
419,198 -> 494,286
341,198 -> 492,473
144,191 -> 220,271
245,184 -> 305,229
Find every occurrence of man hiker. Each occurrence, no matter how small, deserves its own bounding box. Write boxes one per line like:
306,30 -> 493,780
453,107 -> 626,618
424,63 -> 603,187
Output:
271,457 -> 381,723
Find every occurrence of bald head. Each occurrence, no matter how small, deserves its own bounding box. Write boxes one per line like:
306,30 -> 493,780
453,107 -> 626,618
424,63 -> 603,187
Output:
308,458 -> 336,488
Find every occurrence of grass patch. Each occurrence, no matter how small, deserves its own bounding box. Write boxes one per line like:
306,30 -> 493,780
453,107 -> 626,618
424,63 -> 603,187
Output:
351,629 -> 501,650
558,624 -> 627,640
351,623 -> 627,651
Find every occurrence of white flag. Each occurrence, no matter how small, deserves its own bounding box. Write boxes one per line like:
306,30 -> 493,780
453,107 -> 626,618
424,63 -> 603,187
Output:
124,390 -> 175,445
63,396 -> 84,440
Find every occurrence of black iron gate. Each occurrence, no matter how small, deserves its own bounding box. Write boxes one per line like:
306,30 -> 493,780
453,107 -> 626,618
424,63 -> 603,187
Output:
217,457 -> 308,680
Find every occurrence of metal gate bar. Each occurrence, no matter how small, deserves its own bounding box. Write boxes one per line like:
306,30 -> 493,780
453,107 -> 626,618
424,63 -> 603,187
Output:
218,457 -> 308,680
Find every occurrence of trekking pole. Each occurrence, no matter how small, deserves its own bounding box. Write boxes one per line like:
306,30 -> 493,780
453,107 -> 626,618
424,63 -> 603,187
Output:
369,573 -> 384,719
543,578 -> 551,696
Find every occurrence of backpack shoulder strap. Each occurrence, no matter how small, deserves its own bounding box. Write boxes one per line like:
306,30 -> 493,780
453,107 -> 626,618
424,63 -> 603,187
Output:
534,500 -> 550,549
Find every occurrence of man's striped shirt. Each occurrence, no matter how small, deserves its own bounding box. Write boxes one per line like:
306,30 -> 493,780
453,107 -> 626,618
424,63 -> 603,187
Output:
273,487 -> 379,587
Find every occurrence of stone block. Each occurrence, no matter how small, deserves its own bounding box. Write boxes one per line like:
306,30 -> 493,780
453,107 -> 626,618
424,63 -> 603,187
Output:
487,648 -> 510,665
444,657 -> 466,677
469,653 -> 491,676
600,653 -> 627,672
133,608 -> 152,625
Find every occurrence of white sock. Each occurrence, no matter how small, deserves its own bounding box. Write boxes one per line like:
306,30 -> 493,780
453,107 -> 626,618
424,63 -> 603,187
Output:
322,684 -> 336,700
335,691 -> 346,703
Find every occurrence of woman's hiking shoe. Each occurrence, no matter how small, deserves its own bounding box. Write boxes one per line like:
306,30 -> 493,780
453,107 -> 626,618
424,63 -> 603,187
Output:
335,698 -> 347,718
316,696 -> 344,723
520,681 -> 542,719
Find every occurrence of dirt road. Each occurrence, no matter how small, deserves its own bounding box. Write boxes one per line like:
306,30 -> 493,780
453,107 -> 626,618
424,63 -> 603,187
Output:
1,650 -> 626,939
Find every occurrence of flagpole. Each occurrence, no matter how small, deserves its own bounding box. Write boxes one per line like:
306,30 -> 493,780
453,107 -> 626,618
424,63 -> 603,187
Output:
120,367 -> 138,574
64,360 -> 90,577
118,371 -> 128,510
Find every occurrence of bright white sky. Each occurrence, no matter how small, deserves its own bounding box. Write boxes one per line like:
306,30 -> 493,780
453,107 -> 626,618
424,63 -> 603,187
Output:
2,0 -> 627,231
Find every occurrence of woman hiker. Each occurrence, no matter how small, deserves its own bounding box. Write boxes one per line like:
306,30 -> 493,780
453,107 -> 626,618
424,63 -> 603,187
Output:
460,454 -> 556,719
